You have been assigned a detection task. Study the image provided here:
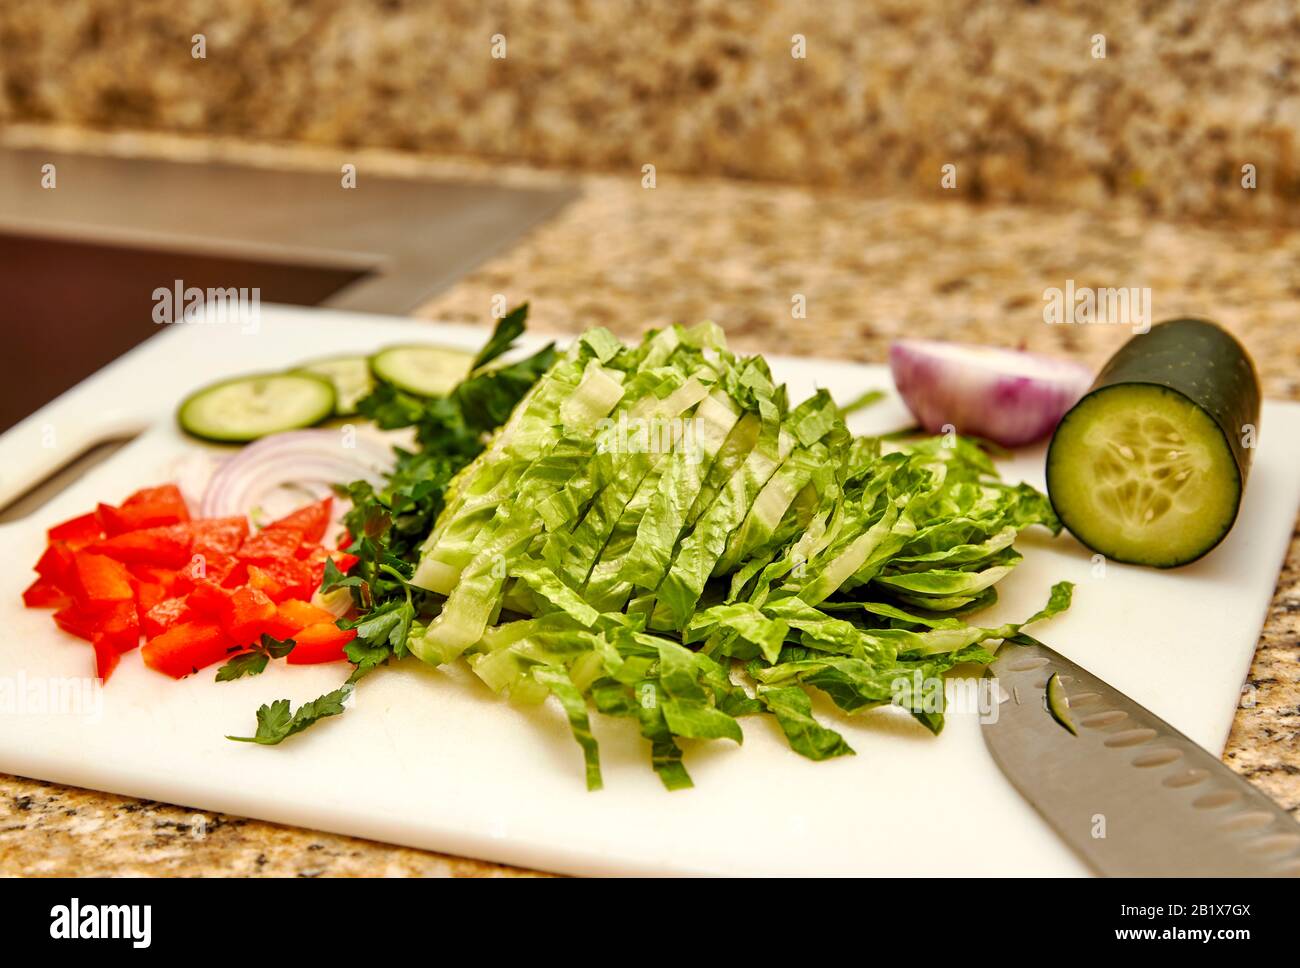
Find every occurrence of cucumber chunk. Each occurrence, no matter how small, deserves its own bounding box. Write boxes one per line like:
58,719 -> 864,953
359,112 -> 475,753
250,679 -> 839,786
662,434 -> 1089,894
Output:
178,373 -> 336,443
370,344 -> 476,397
293,355 -> 374,416
1046,319 -> 1259,568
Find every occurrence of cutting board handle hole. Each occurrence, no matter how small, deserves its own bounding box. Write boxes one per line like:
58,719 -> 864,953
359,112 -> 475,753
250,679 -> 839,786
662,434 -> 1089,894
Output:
0,435 -> 139,523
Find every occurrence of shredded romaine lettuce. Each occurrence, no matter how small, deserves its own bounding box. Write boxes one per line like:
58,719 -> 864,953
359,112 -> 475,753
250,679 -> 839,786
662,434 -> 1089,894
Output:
400,321 -> 1072,789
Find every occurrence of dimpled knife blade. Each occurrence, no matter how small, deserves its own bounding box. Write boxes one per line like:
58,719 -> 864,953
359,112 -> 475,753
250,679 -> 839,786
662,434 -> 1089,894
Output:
981,637 -> 1300,877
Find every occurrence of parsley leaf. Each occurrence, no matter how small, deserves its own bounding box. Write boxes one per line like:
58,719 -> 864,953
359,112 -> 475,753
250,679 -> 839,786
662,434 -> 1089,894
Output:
469,302 -> 529,371
226,686 -> 352,744
215,634 -> 297,682
229,305 -> 548,748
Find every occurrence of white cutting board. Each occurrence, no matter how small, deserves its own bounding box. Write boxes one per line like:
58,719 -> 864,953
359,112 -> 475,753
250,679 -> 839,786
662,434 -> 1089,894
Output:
1,305 -> 1297,877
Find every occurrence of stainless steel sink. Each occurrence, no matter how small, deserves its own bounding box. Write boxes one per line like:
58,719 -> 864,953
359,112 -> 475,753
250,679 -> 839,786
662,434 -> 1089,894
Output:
0,147 -> 576,433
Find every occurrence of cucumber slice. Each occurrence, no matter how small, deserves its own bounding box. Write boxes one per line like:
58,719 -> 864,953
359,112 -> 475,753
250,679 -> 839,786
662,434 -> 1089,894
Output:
370,344 -> 476,397
178,372 -> 336,443
293,355 -> 374,416
1047,319 -> 1259,568
1044,673 -> 1077,736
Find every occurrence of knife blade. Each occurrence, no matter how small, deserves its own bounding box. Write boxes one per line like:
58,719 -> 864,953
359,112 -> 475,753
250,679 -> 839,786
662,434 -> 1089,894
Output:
981,635 -> 1300,877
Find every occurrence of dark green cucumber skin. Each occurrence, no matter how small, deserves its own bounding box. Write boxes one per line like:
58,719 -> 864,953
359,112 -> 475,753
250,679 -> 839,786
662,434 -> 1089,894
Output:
1089,318 -> 1260,484
1047,318 -> 1261,568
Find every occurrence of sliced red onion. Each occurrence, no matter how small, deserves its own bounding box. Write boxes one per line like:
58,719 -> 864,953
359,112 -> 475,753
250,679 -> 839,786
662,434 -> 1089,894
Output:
889,339 -> 1094,447
199,430 -> 396,537
311,586 -> 355,619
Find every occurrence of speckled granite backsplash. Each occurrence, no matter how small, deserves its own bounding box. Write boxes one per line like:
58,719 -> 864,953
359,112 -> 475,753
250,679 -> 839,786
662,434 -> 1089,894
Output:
1,0 -> 1298,223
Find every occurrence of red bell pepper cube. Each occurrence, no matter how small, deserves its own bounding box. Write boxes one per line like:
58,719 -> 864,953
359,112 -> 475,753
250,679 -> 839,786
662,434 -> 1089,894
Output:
47,512 -> 104,549
142,620 -> 234,678
89,523 -> 193,568
186,581 -> 232,617
182,549 -> 240,586
237,527 -> 303,562
187,516 -> 250,556
96,600 -> 141,653
132,579 -> 168,616
266,498 -> 332,544
122,484 -> 187,511
176,518 -> 247,586
285,622 -> 356,664
92,634 -> 121,682
35,541 -> 77,587
219,561 -> 249,589
142,596 -> 193,639
22,576 -> 69,609
128,563 -> 190,598
253,556 -> 314,601
53,605 -> 95,641
266,599 -> 338,639
72,553 -> 134,607
53,599 -> 137,645
245,564 -> 287,602
96,501 -> 187,537
220,586 -> 277,646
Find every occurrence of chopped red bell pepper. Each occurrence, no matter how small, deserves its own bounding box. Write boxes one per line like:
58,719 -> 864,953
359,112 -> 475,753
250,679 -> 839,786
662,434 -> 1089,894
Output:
266,497 -> 332,544
35,541 -> 76,587
142,620 -> 234,678
184,516 -> 250,587
28,489 -> 361,683
220,586 -> 277,645
253,556 -> 315,601
219,561 -> 250,589
141,596 -> 193,639
95,600 -> 141,654
181,549 -> 241,586
53,605 -> 95,641
285,622 -> 356,664
237,527 -> 303,562
132,579 -> 168,616
72,553 -> 134,607
89,523 -> 193,568
92,634 -> 121,681
186,581 -> 232,617
187,516 -> 250,556
22,576 -> 69,609
96,499 -> 188,537
53,600 -> 138,648
245,564 -> 286,602
266,598 -> 338,639
47,511 -> 105,549
127,563 -> 190,598
122,484 -> 187,510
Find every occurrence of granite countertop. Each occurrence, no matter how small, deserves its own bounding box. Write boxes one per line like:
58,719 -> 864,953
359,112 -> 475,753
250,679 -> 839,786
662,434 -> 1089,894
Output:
1,129 -> 1297,876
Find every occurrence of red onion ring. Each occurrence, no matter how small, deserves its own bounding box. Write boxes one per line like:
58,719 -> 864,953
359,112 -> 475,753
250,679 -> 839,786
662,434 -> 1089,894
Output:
199,430 -> 396,534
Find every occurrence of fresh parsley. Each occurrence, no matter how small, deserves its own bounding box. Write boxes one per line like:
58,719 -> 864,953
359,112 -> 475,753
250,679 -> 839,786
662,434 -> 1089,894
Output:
226,687 -> 353,745
215,634 -> 297,682
227,305 -> 551,746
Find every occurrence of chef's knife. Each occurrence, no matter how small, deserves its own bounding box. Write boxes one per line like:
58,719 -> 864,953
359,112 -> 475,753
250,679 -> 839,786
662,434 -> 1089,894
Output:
981,636 -> 1300,877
